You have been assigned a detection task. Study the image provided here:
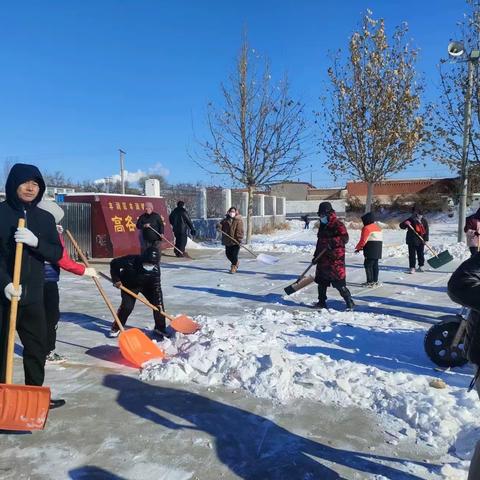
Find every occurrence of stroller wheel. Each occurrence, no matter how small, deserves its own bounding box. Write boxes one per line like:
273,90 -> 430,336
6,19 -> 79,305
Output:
424,318 -> 468,368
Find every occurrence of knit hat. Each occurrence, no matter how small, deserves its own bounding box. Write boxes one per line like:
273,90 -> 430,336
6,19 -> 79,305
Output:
37,200 -> 65,224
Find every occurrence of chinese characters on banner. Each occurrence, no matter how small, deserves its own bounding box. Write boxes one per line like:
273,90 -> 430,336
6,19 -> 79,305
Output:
108,201 -> 144,233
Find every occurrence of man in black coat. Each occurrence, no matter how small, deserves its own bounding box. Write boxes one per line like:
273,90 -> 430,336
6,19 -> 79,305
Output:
447,256 -> 480,479
169,201 -> 196,257
136,202 -> 164,253
109,247 -> 167,339
0,163 -> 63,391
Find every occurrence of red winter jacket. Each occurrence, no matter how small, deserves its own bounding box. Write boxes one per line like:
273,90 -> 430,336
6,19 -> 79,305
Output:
57,233 -> 85,275
314,212 -> 349,283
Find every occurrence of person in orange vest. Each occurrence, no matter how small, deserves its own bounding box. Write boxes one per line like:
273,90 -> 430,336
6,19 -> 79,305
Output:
355,212 -> 383,287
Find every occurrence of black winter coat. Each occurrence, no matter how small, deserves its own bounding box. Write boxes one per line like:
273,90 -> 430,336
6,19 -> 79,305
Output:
169,207 -> 194,235
448,255 -> 480,365
399,216 -> 429,246
0,164 -> 62,305
110,255 -> 162,293
136,212 -> 164,243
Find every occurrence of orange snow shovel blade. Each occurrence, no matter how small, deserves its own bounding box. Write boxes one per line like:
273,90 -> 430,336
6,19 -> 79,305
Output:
170,315 -> 200,334
118,329 -> 166,367
0,384 -> 50,431
0,218 -> 51,431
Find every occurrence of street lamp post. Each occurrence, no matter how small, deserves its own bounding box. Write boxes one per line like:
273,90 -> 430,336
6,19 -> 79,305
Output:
448,42 -> 480,242
119,149 -> 126,195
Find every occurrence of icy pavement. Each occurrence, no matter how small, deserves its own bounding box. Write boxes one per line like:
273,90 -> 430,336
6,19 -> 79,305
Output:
1,218 -> 477,479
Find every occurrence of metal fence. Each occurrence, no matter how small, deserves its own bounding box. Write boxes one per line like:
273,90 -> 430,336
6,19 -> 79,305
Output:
161,186 -> 199,214
206,188 -> 224,218
59,202 -> 92,259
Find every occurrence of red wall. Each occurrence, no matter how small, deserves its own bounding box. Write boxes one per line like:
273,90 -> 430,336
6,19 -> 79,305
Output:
64,194 -> 174,258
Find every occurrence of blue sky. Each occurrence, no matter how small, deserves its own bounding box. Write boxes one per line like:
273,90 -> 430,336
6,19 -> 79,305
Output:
0,0 -> 468,188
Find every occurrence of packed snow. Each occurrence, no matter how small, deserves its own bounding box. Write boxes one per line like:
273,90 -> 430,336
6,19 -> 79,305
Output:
139,215 -> 479,478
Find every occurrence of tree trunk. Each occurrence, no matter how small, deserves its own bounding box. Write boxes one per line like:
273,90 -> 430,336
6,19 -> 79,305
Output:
246,185 -> 254,244
365,182 -> 375,213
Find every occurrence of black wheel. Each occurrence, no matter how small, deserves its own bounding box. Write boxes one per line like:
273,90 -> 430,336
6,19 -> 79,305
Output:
424,318 -> 468,368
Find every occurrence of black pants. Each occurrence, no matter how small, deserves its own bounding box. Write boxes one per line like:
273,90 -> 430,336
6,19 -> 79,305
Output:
0,302 -> 47,386
364,258 -> 379,283
408,244 -> 425,269
44,281 -> 60,353
141,239 -> 162,255
115,284 -> 166,332
174,233 -> 188,257
225,245 -> 240,266
317,279 -> 352,302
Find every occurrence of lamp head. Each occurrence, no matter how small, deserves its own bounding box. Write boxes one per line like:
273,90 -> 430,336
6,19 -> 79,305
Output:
448,41 -> 465,58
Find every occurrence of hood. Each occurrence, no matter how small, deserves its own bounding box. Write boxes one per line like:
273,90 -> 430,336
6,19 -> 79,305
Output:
361,212 -> 375,226
5,163 -> 46,211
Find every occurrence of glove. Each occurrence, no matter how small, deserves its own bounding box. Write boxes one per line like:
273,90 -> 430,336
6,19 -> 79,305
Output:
83,267 -> 98,278
4,283 -> 22,301
475,232 -> 480,237
191,230 -> 196,237
114,281 -> 122,289
354,250 -> 360,254
404,221 -> 412,227
14,227 -> 38,247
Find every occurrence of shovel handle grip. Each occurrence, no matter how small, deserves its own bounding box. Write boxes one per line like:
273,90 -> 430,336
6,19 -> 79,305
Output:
147,226 -> 186,258
5,218 -> 25,384
65,230 -> 125,332
98,271 -> 176,322
218,229 -> 257,258
406,224 -> 437,258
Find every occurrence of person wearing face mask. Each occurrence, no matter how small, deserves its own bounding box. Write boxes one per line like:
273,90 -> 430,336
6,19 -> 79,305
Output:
399,206 -> 429,274
313,202 -> 355,311
0,164 -> 64,407
108,247 -> 167,339
217,207 -> 244,273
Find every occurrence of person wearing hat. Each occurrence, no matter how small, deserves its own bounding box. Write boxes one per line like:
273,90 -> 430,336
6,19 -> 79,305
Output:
464,207 -> 480,257
37,200 -> 98,364
169,200 -> 196,257
399,206 -> 429,274
313,202 -> 355,310
0,164 -> 64,407
136,202 -> 165,254
109,247 -> 168,339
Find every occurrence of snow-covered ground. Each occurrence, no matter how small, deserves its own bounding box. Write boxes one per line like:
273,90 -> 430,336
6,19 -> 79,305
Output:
2,214 -> 478,479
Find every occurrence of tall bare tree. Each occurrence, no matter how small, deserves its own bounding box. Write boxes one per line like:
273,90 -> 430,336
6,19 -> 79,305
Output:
198,37 -> 307,242
426,1 -> 480,177
318,11 -> 425,212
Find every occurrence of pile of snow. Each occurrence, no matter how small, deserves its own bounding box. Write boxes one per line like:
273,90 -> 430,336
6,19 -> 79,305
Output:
141,307 -> 479,471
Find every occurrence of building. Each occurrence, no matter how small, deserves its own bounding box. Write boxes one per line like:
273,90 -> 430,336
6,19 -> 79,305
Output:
269,181 -> 315,201
346,178 -> 457,204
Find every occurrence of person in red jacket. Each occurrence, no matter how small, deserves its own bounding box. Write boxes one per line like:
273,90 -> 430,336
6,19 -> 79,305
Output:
355,212 -> 383,287
464,207 -> 480,257
313,202 -> 355,310
38,201 -> 98,364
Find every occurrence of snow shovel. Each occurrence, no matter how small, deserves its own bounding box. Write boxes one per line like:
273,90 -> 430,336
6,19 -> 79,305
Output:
0,218 -> 51,431
406,224 -> 453,269
98,272 -> 200,334
147,226 -> 193,260
219,230 -> 279,265
284,249 -> 327,295
65,230 -> 165,367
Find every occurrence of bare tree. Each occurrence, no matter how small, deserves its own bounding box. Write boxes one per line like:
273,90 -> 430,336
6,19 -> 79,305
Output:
426,1 -> 480,175
197,37 -> 307,242
0,156 -> 17,189
318,11 -> 425,212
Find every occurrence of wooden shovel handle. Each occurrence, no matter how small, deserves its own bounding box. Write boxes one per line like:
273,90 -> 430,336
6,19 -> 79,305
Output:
147,225 -> 185,257
218,229 -> 257,258
5,218 -> 25,384
98,271 -> 176,322
298,248 -> 327,280
65,230 -> 125,332
406,223 -> 438,258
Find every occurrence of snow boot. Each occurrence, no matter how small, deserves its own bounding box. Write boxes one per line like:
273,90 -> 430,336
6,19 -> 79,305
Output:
339,286 -> 355,311
417,267 -> 424,272
313,300 -> 328,310
50,399 -> 66,409
46,351 -> 66,364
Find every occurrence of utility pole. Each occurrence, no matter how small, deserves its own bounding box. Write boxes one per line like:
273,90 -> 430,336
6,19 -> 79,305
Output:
119,149 -> 126,195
